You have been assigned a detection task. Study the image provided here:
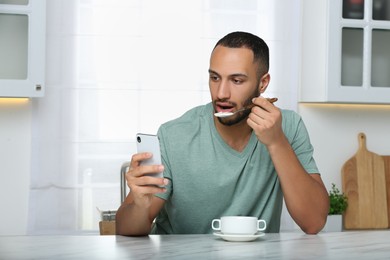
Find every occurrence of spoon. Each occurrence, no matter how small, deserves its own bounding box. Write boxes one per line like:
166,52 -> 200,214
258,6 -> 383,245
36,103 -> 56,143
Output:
214,97 -> 278,118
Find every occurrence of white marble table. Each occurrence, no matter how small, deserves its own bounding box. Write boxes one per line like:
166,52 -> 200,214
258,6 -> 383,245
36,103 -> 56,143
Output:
1,231 -> 390,259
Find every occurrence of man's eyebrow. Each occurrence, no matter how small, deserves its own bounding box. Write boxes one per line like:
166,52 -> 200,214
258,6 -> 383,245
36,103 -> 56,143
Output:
208,69 -> 248,78
208,69 -> 219,75
230,73 -> 248,78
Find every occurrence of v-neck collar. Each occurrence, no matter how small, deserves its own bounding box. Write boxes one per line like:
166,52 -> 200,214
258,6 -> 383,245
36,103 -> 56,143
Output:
207,103 -> 258,158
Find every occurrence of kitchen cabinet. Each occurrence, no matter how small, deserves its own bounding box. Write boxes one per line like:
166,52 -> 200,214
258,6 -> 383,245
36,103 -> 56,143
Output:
0,0 -> 46,97
300,0 -> 390,103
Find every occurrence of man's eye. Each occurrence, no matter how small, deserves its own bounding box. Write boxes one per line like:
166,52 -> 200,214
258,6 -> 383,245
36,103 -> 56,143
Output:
210,75 -> 219,81
233,79 -> 243,84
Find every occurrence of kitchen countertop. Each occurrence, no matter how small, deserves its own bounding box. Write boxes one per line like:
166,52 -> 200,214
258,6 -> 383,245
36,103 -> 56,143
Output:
1,231 -> 390,259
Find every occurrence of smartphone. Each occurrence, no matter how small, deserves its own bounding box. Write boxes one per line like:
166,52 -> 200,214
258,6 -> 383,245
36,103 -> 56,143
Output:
136,133 -> 163,179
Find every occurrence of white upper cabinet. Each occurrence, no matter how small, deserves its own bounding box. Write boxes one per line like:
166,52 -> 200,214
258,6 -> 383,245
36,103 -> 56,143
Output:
300,0 -> 390,103
0,0 -> 46,97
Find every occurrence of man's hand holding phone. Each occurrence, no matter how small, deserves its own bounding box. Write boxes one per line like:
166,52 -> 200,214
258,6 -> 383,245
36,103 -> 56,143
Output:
125,134 -> 168,207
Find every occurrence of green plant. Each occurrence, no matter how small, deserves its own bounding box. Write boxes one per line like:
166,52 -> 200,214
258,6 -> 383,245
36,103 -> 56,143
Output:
328,183 -> 348,215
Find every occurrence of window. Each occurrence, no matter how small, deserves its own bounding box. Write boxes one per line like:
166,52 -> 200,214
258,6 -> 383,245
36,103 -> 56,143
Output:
30,0 -> 300,234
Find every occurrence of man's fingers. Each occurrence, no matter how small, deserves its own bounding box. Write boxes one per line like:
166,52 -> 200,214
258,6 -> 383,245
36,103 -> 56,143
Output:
130,176 -> 169,193
130,152 -> 152,168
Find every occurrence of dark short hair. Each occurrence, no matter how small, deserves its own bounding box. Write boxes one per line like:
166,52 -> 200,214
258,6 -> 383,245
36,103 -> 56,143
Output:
214,31 -> 269,76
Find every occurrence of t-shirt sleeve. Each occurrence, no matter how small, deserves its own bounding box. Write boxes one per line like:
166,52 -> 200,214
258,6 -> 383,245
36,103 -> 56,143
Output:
286,111 -> 320,175
154,125 -> 173,200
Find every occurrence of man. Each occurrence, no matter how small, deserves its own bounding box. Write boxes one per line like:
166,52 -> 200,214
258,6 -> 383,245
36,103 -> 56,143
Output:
116,31 -> 329,235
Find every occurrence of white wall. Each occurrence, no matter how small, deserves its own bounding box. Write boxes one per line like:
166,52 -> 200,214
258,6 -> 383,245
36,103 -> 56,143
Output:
0,99 -> 31,235
299,103 -> 390,192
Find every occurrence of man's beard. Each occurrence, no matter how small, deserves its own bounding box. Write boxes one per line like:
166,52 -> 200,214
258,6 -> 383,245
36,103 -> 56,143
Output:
217,88 -> 260,126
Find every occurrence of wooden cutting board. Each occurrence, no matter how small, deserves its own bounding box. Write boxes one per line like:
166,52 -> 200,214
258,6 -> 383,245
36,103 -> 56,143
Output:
341,133 -> 388,229
383,155 -> 390,227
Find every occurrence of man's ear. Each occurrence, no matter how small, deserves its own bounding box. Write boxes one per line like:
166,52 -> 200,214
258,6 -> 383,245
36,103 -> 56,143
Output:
258,73 -> 270,94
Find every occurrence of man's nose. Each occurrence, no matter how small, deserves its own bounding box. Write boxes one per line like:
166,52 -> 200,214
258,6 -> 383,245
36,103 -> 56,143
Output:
216,80 -> 230,100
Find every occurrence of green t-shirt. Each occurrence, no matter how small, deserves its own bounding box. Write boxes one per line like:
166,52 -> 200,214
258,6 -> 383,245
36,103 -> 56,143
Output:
152,103 -> 319,234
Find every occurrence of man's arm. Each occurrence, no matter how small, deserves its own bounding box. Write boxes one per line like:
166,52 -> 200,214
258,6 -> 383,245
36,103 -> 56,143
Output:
115,152 -> 168,236
266,136 -> 329,234
248,97 -> 329,234
116,195 -> 165,236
